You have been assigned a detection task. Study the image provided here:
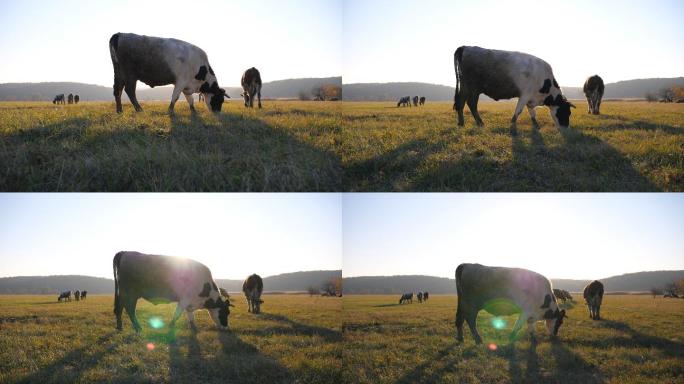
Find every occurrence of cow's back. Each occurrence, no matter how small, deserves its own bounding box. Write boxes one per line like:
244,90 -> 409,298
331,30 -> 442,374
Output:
243,274 -> 264,296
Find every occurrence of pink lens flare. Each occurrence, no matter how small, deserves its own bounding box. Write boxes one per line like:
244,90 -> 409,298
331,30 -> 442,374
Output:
488,343 -> 497,351
146,343 -> 155,351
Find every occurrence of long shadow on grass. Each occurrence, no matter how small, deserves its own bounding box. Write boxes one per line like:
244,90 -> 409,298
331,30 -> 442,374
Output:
241,313 -> 342,343
395,343 -> 461,384
1,109 -> 341,191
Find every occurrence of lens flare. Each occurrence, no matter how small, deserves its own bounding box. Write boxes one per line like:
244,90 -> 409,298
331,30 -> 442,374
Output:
149,316 -> 164,329
146,343 -> 155,351
491,317 -> 507,330
488,343 -> 497,351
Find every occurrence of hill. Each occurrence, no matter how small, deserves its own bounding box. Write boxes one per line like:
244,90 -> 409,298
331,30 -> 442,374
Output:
0,270 -> 342,295
0,77 -> 342,101
342,77 -> 684,101
342,270 -> 684,294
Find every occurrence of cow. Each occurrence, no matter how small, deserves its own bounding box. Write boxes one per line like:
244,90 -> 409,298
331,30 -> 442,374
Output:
74,290 -> 81,301
455,263 -> 567,344
243,274 -> 264,314
74,95 -> 80,104
412,96 -> 419,107
57,290 -> 72,302
241,67 -> 262,109
53,94 -> 65,104
109,32 -> 229,114
562,290 -> 573,301
553,288 -> 567,303
583,75 -> 605,115
419,96 -> 426,106
423,291 -> 429,301
417,291 -> 424,303
67,93 -> 74,104
113,251 -> 233,332
453,46 -> 575,130
81,290 -> 87,300
583,280 -> 604,320
397,96 -> 411,107
399,292 -> 413,304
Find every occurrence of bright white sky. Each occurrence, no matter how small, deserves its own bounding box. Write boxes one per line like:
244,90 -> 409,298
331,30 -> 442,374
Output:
343,194 -> 684,280
0,0 -> 342,87
0,194 -> 342,279
343,0 -> 684,86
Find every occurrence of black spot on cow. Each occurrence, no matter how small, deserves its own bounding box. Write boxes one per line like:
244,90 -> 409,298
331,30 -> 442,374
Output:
553,78 -> 559,88
543,309 -> 556,319
200,82 -> 211,93
539,79 -> 552,93
199,282 -> 211,297
540,294 -> 553,309
208,65 -> 215,76
543,95 -> 554,106
195,65 -> 208,81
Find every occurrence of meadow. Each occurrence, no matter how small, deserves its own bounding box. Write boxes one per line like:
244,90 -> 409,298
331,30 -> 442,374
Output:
342,294 -> 684,384
341,101 -> 684,191
0,101 -> 341,191
0,294 -> 341,384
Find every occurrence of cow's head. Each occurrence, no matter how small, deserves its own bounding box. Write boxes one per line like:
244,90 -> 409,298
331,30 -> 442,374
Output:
543,308 -> 567,337
204,295 -> 234,329
544,94 -> 575,128
200,81 -> 230,112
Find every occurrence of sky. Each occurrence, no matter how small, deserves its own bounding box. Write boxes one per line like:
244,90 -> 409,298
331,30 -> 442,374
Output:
0,194 -> 342,279
0,0 -> 342,87
343,193 -> 684,280
343,0 -> 684,87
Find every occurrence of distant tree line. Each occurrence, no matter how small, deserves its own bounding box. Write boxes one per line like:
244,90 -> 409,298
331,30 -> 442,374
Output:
307,277 -> 342,297
650,278 -> 684,298
299,84 -> 341,101
645,85 -> 684,102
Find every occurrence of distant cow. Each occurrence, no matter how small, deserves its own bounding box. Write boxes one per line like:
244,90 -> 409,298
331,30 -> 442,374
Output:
454,46 -> 574,129
456,263 -> 566,344
397,96 -> 411,107
417,292 -> 424,303
74,95 -> 80,104
241,67 -> 262,109
113,251 -> 232,332
58,291 -> 72,302
583,75 -> 604,115
80,290 -> 87,300
583,280 -> 604,320
423,291 -> 429,301
53,94 -> 65,104
419,96 -> 426,106
74,290 -> 81,301
561,290 -> 572,301
399,292 -> 413,304
553,288 -> 567,303
412,96 -> 419,106
243,274 -> 264,314
109,32 -> 229,114
68,93 -> 74,104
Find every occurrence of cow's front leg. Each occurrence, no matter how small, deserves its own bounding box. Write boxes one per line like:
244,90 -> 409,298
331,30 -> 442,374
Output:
185,310 -> 197,331
527,105 -> 539,128
183,92 -> 196,113
509,314 -> 526,342
526,316 -> 537,344
511,97 -> 526,124
168,84 -> 183,113
170,303 -> 184,327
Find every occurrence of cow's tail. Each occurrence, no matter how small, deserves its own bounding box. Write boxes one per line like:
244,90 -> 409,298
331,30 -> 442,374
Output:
113,251 -> 123,315
455,264 -> 464,299
453,46 -> 464,111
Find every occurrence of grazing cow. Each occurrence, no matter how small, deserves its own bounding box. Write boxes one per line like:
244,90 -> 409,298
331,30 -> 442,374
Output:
53,94 -> 65,104
57,291 -> 72,302
74,95 -> 80,104
74,290 -> 81,301
243,274 -> 264,314
423,291 -> 429,301
419,96 -> 426,106
417,291 -> 424,303
241,67 -> 262,109
68,93 -> 74,104
397,96 -> 411,107
561,290 -> 573,301
113,251 -> 233,332
583,280 -> 604,320
553,288 -> 567,303
583,75 -> 605,115
455,263 -> 566,344
109,32 -> 229,114
81,290 -> 87,300
399,292 -> 413,304
412,96 -> 419,106
453,46 -> 575,129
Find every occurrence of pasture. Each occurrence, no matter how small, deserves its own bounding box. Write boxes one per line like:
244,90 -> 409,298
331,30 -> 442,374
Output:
0,294 -> 341,383
341,101 -> 684,191
0,101 -> 341,191
342,294 -> 684,384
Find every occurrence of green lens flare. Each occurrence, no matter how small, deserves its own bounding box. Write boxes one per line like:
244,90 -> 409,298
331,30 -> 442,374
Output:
149,316 -> 164,329
491,317 -> 507,330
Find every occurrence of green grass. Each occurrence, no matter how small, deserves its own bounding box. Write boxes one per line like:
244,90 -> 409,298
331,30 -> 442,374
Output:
0,294 -> 341,383
342,294 -> 684,384
341,101 -> 684,191
0,101 -> 341,191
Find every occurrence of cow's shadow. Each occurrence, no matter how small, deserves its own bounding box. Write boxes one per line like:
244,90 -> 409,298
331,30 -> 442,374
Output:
241,313 -> 342,343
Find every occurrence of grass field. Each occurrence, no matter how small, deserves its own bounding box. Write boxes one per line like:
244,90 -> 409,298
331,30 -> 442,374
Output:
341,101 -> 684,191
0,101 -> 341,191
342,294 -> 684,384
0,294 -> 341,384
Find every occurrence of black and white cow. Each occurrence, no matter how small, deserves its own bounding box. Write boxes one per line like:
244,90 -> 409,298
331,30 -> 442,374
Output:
562,290 -> 572,301
583,75 -> 604,115
553,288 -> 567,303
583,280 -> 604,320
68,93 -> 74,104
423,291 -> 429,301
58,290 -> 72,302
242,274 -> 264,314
399,292 -> 413,304
53,94 -> 65,105
113,251 -> 233,332
412,96 -> 419,107
397,96 -> 411,107
419,96 -> 426,106
109,33 -> 229,114
74,290 -> 81,301
241,67 -> 262,109
455,263 -> 566,344
80,290 -> 87,300
417,291 -> 424,303
74,95 -> 80,104
454,46 -> 575,129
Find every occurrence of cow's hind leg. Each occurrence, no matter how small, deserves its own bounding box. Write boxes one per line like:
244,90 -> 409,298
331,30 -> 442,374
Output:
465,311 -> 482,344
455,302 -> 465,342
466,94 -> 484,127
123,296 -> 142,332
257,87 -> 262,109
113,75 -> 125,113
123,81 -> 143,112
183,92 -> 196,113
115,295 -> 124,330
527,105 -> 539,128
455,92 -> 466,126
